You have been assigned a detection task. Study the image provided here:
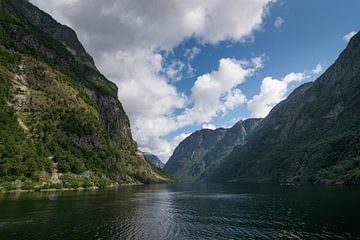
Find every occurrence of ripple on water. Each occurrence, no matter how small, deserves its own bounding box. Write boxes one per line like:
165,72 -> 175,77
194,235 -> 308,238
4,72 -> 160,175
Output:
0,185 -> 359,240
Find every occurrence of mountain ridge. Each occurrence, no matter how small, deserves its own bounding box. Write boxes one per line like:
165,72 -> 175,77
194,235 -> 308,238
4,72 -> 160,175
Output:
209,32 -> 360,185
0,0 -> 172,190
165,32 -> 360,185
143,152 -> 165,169
164,118 -> 262,182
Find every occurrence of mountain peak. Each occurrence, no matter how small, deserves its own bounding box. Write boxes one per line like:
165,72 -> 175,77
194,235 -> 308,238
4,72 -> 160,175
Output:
209,32 -> 360,184
0,0 -> 172,188
164,118 -> 262,182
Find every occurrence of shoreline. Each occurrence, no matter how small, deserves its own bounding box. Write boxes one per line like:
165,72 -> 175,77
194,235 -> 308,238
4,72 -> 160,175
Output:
0,182 -> 145,193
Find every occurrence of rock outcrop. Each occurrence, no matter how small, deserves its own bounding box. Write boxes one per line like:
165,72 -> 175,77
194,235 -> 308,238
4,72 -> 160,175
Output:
164,119 -> 262,182
209,32 -> 360,185
143,152 -> 165,169
0,0 -> 171,185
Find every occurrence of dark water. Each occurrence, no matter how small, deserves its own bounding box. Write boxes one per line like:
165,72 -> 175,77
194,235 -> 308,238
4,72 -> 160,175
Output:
0,184 -> 359,240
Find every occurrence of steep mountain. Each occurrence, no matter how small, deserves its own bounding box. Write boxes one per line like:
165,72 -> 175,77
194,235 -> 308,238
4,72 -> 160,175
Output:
210,32 -> 360,185
164,119 -> 262,182
143,152 -> 165,168
0,0 -> 171,190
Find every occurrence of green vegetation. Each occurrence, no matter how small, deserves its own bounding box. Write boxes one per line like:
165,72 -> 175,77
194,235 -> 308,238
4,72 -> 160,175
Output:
315,156 -> 360,185
145,158 -> 177,183
165,32 -> 360,186
208,33 -> 360,185
0,72 -> 52,181
164,119 -> 261,182
0,172 -> 119,191
0,0 -> 172,190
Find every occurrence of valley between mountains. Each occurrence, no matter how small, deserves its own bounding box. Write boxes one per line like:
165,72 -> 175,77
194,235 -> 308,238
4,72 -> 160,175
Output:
0,0 -> 359,191
164,32 -> 360,185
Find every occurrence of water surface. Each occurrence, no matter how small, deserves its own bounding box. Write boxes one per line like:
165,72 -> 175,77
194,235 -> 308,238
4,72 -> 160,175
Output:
0,184 -> 359,239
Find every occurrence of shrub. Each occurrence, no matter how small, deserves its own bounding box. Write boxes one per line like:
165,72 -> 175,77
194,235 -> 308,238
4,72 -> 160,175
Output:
58,160 -> 71,173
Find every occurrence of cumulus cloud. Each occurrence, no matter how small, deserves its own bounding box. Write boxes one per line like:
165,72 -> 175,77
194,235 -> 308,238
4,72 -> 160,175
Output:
221,88 -> 247,112
311,63 -> 323,74
247,61 -> 325,121
342,31 -> 358,42
248,72 -> 307,118
97,49 -> 187,121
274,16 -> 284,29
137,56 -> 259,159
178,58 -> 259,125
31,0 -> 272,52
30,0 -> 273,160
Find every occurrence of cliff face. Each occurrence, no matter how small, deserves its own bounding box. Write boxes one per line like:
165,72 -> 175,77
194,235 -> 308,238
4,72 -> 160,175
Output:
210,32 -> 360,185
143,152 -> 165,169
165,33 -> 360,185
3,0 -> 94,66
0,0 -> 171,186
164,119 -> 262,182
2,0 -> 134,148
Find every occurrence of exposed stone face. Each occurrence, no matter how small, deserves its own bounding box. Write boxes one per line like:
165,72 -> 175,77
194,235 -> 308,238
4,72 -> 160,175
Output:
0,0 -> 172,184
203,118 -> 262,174
209,32 -> 360,184
165,33 -> 360,185
143,152 -> 165,168
3,0 -> 136,148
3,0 -> 95,66
97,95 -> 135,148
164,119 -> 262,182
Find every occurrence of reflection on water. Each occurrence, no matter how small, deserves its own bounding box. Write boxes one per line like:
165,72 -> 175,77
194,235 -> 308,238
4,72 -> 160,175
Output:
0,184 -> 359,240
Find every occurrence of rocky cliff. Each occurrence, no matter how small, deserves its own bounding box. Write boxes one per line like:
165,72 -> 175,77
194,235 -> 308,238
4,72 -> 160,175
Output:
210,32 -> 360,185
164,119 -> 262,182
3,0 -> 135,147
0,0 -> 171,190
143,152 -> 165,169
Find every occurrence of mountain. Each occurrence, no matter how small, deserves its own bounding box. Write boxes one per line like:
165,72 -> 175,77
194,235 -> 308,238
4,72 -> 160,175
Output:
0,0 -> 172,190
209,32 -> 360,185
143,152 -> 165,168
164,119 -> 262,182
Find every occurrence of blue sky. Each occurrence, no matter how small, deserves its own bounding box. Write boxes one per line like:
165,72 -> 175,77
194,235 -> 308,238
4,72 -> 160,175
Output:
163,0 -> 360,142
31,0 -> 359,161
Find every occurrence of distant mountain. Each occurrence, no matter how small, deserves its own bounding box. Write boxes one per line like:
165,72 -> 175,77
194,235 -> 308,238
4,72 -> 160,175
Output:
143,152 -> 165,168
164,119 -> 262,182
209,32 -> 360,185
0,0 -> 172,190
165,32 -> 360,185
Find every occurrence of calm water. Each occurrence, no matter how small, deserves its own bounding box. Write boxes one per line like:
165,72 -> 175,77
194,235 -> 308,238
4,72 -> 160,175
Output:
0,184 -> 359,240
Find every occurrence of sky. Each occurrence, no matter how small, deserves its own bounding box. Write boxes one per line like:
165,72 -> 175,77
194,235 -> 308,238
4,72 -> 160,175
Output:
30,0 -> 359,162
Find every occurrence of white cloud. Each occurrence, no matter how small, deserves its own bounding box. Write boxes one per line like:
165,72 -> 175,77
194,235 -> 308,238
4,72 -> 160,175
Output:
177,58 -> 257,125
282,72 -> 306,83
311,63 -> 323,74
248,72 -> 307,118
343,31 -> 357,42
184,47 -> 201,61
97,49 -> 187,121
202,123 -> 217,130
251,55 -> 265,69
31,0 -> 273,52
222,88 -> 247,111
274,16 -> 284,29
248,62 -> 325,119
172,132 -> 191,149
163,60 -> 187,82
30,0 -> 273,160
